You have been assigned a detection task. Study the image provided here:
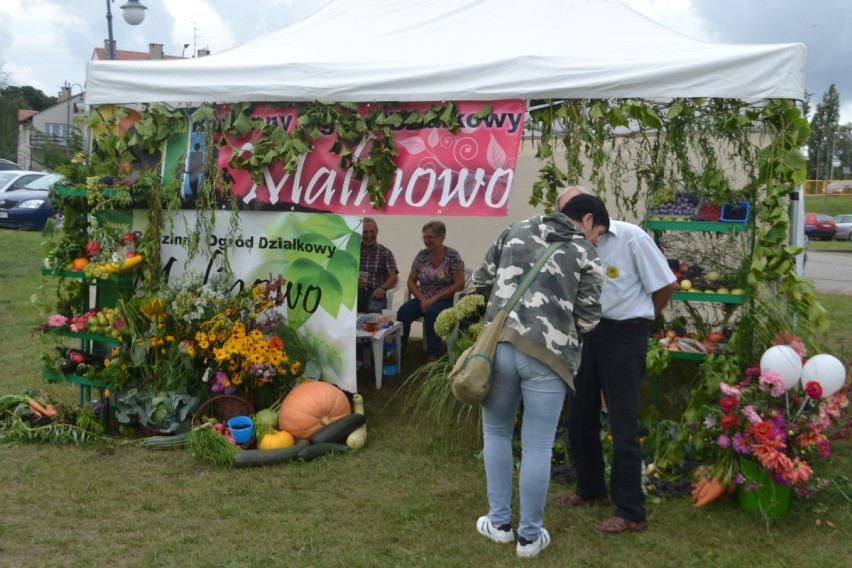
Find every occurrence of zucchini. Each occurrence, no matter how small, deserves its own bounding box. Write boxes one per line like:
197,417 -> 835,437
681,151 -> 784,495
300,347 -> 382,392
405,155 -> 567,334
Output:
298,442 -> 349,461
308,413 -> 367,445
142,431 -> 190,450
234,439 -> 309,468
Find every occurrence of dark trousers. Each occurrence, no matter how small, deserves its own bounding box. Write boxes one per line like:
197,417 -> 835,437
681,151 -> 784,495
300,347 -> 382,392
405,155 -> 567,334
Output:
397,297 -> 453,357
357,288 -> 387,314
566,319 -> 649,522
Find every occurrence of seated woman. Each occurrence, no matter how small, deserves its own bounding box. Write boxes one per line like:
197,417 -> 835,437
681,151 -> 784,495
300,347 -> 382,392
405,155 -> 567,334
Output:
397,220 -> 465,362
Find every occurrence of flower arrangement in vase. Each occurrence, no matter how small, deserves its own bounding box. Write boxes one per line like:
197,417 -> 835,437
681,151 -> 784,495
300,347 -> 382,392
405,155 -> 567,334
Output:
691,333 -> 849,509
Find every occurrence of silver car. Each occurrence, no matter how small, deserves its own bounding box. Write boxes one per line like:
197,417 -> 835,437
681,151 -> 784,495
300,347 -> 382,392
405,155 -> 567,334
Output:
0,170 -> 47,194
834,214 -> 852,241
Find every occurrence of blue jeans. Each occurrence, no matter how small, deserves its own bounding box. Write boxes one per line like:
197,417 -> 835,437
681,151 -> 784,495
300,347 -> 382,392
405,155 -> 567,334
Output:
397,297 -> 453,357
482,343 -> 567,541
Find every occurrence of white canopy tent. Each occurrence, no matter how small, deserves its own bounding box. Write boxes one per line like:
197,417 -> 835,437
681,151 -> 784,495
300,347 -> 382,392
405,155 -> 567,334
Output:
84,0 -> 808,272
85,0 -> 805,105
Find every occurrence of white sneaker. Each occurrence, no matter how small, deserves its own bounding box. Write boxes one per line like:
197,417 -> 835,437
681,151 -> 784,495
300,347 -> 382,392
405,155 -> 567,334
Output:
516,528 -> 551,558
476,516 -> 515,543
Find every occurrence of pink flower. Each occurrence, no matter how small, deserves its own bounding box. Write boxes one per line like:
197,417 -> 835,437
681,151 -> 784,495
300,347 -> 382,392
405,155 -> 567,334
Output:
717,434 -> 731,448
759,370 -> 786,397
720,382 -> 741,397
742,405 -> 761,425
817,439 -> 831,458
47,314 -> 68,327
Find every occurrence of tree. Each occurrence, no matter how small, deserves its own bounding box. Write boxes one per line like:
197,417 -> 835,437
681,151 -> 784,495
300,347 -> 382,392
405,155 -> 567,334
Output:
0,85 -> 57,112
807,84 -> 841,179
0,83 -> 57,163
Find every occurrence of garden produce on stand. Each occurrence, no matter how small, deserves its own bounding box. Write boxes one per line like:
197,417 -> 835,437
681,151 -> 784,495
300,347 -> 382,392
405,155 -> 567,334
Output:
141,432 -> 191,450
257,428 -> 295,450
309,412 -> 366,444
297,442 -> 350,461
234,440 -> 309,468
278,380 -> 351,439
346,393 -> 368,449
647,190 -> 701,219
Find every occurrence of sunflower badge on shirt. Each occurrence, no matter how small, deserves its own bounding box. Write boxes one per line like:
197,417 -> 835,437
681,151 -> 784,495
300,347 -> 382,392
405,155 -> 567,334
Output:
606,265 -> 619,279
437,271 -> 445,279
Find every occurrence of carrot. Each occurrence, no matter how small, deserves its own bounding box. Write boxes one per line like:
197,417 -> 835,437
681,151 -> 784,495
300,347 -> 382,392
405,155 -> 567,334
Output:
694,478 -> 728,508
691,477 -> 708,502
28,399 -> 44,417
28,398 -> 56,418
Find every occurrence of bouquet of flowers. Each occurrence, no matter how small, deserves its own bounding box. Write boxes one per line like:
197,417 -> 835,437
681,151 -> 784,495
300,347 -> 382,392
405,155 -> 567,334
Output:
693,334 -> 849,499
192,276 -> 302,399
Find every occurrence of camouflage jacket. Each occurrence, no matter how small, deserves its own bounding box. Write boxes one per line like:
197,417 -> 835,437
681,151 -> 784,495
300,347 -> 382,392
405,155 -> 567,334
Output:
471,213 -> 602,387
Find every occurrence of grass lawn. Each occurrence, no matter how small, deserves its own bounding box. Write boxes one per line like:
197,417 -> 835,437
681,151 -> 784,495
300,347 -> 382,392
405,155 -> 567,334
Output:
1,228 -> 851,568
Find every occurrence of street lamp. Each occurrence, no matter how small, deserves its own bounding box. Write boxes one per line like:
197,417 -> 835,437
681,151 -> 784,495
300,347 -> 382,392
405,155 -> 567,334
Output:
106,0 -> 148,60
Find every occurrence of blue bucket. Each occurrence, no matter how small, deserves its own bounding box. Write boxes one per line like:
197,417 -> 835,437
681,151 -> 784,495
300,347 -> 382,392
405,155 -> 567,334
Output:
227,415 -> 254,444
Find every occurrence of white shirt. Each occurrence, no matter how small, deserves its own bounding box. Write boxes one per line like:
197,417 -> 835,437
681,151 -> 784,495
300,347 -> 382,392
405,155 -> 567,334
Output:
596,220 -> 676,320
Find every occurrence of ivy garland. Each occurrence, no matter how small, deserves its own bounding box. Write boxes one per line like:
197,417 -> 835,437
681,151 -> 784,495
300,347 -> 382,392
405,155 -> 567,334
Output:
78,97 -> 824,353
526,97 -> 826,359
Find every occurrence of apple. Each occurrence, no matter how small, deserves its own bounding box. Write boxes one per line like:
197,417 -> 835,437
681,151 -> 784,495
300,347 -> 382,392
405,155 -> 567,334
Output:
679,279 -> 692,291
705,271 -> 720,282
688,289 -> 702,293
704,289 -> 716,294
730,288 -> 744,295
679,262 -> 689,273
716,287 -> 730,294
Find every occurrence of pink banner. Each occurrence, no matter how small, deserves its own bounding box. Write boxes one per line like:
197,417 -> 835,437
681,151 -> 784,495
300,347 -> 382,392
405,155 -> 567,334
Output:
215,100 -> 525,216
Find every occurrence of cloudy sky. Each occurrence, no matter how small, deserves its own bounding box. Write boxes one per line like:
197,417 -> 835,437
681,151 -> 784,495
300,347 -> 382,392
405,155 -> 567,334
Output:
1,0 -> 850,121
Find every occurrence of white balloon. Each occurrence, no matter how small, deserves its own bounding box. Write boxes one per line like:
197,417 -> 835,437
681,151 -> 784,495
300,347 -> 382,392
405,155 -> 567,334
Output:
760,345 -> 803,389
800,354 -> 847,398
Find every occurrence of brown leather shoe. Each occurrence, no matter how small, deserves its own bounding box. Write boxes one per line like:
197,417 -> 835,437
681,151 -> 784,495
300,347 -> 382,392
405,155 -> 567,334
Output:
592,516 -> 649,535
554,493 -> 610,508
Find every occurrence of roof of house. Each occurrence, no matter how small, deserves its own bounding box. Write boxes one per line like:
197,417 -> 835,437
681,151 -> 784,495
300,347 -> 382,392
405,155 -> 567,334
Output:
91,47 -> 184,61
17,109 -> 38,123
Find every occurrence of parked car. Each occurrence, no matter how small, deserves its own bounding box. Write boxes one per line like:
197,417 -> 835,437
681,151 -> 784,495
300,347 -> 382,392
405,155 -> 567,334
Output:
0,158 -> 22,171
804,212 -> 837,241
834,214 -> 852,241
0,170 -> 48,194
0,173 -> 63,231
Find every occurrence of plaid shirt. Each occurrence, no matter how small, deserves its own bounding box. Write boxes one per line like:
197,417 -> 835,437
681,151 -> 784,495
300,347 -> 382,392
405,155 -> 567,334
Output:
360,243 -> 398,289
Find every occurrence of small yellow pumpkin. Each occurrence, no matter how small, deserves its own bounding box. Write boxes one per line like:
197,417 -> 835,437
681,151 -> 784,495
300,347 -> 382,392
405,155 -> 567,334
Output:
257,429 -> 295,450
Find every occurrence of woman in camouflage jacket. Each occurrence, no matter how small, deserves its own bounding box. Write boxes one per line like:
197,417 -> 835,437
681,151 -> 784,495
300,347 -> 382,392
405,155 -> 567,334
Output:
472,194 -> 607,558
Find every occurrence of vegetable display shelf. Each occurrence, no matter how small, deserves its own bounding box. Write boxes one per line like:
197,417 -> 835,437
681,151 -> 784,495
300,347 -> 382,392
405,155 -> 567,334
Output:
54,185 -> 146,203
43,370 -> 111,404
671,291 -> 745,304
667,351 -> 708,361
51,330 -> 122,345
645,213 -> 754,405
642,219 -> 749,233
41,268 -> 137,288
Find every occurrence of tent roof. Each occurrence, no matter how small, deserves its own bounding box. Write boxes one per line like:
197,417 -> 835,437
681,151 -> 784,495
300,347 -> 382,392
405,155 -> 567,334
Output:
86,0 -> 806,105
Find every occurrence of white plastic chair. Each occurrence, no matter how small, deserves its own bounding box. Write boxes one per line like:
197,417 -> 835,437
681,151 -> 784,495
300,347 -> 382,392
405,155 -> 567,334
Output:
403,267 -> 473,360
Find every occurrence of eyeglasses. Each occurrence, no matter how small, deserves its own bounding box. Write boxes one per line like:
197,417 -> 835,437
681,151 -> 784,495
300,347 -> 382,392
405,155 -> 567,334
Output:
422,235 -> 439,241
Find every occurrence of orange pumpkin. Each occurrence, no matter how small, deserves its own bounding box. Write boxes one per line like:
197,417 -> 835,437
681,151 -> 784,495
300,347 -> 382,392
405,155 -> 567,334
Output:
278,381 -> 351,440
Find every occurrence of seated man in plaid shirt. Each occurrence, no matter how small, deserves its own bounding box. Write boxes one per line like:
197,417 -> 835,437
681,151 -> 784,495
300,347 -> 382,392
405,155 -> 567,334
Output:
358,217 -> 399,313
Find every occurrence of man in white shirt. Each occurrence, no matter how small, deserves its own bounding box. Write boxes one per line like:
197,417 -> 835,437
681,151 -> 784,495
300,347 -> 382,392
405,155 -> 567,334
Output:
555,186 -> 677,535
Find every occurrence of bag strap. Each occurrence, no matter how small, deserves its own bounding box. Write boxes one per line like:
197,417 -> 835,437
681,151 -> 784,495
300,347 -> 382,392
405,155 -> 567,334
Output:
502,241 -> 564,313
